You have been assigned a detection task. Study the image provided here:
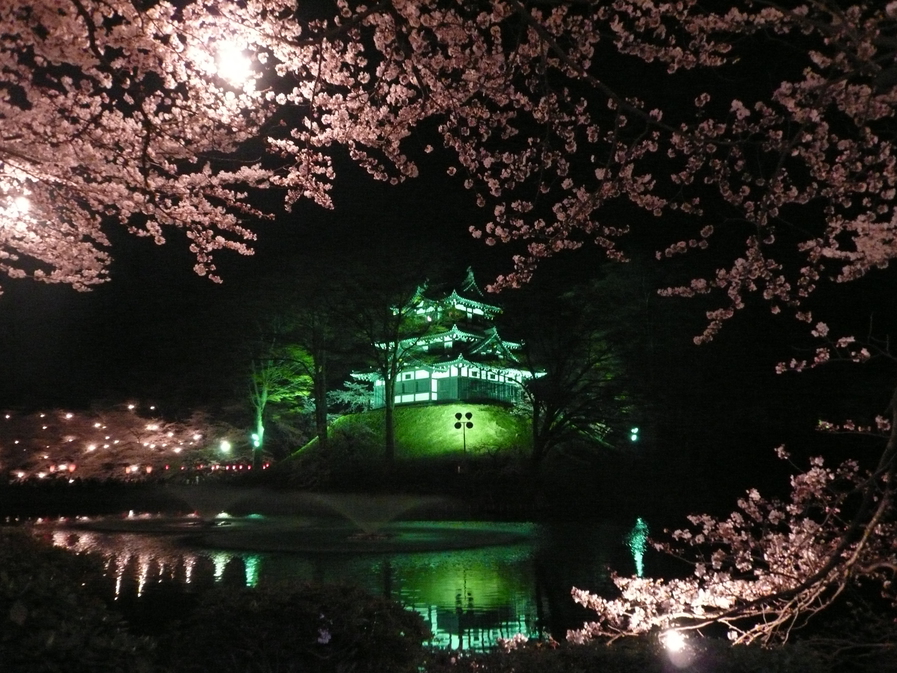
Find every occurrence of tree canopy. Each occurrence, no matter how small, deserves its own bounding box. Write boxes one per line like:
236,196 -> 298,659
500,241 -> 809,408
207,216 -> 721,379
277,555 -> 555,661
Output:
5,0 -> 896,324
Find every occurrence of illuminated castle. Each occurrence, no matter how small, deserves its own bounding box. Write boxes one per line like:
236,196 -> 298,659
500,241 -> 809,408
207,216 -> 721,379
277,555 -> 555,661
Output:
357,268 -> 534,409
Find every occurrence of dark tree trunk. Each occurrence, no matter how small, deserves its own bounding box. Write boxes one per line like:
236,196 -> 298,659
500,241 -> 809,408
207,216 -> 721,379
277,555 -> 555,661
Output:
314,362 -> 328,450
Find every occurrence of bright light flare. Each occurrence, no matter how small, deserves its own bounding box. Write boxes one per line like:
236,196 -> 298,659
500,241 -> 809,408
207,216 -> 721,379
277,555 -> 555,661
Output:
660,630 -> 687,653
216,42 -> 252,86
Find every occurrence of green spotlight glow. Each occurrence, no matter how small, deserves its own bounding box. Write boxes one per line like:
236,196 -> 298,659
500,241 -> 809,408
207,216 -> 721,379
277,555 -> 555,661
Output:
630,426 -> 640,442
627,517 -> 649,577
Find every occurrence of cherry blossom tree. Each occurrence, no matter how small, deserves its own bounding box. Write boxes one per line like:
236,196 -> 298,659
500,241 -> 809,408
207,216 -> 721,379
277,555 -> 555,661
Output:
2,0 -> 278,288
0,404 -> 235,481
8,0 -> 897,322
568,444 -> 897,647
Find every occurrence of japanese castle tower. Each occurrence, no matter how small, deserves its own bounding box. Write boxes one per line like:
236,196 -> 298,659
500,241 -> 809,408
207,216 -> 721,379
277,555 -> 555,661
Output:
360,268 -> 534,409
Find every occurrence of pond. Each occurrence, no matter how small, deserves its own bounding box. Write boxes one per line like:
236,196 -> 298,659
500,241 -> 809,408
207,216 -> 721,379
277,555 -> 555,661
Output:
32,497 -> 650,652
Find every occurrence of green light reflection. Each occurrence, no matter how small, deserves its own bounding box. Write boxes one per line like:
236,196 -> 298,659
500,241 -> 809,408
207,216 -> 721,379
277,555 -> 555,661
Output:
627,517 -> 649,578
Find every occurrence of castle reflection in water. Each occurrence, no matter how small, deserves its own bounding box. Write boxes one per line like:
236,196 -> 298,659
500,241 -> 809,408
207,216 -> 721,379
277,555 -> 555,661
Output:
45,521 -> 545,651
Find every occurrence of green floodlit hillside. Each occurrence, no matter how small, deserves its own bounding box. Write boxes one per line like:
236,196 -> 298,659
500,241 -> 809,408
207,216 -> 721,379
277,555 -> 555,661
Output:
297,404 -> 532,460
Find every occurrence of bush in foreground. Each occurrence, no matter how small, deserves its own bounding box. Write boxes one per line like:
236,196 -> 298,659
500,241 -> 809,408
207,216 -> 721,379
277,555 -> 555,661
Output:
0,528 -> 154,673
159,583 -> 430,673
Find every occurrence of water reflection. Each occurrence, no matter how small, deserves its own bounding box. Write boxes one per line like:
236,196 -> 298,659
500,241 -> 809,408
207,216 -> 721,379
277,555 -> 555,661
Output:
44,519 -> 546,650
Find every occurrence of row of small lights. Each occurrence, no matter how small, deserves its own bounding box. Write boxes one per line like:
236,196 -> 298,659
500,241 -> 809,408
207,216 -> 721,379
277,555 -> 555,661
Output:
12,461 -> 270,482
1,405 -> 257,481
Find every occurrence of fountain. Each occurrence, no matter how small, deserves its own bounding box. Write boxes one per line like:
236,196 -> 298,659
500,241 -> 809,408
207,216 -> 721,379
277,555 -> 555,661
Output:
64,490 -> 533,553
187,493 -> 531,554
300,492 -> 444,536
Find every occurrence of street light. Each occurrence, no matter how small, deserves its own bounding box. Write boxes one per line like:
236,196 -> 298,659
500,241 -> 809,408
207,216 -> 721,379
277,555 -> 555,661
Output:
216,42 -> 252,86
11,196 -> 30,213
251,430 -> 262,469
220,439 -> 231,455
454,412 -> 473,470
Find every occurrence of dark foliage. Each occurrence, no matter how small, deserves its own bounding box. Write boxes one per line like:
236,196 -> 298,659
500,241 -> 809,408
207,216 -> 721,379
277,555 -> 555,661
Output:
0,529 -> 155,673
159,582 -> 430,673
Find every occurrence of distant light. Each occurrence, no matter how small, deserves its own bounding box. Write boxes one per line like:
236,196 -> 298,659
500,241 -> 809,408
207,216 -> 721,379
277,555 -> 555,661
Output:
128,404 -> 135,410
193,433 -> 202,441
630,426 -> 640,442
65,413 -> 73,419
220,440 -> 232,454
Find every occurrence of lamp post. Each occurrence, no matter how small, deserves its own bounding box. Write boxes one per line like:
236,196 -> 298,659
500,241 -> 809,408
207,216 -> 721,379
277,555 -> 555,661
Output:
251,431 -> 262,469
454,412 -> 473,472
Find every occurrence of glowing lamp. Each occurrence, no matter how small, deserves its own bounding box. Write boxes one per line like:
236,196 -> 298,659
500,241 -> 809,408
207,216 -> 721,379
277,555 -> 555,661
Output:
660,629 -> 687,652
217,42 -> 253,85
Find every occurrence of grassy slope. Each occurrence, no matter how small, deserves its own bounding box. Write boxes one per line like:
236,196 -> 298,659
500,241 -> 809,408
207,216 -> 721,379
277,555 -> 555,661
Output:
298,403 -> 532,460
